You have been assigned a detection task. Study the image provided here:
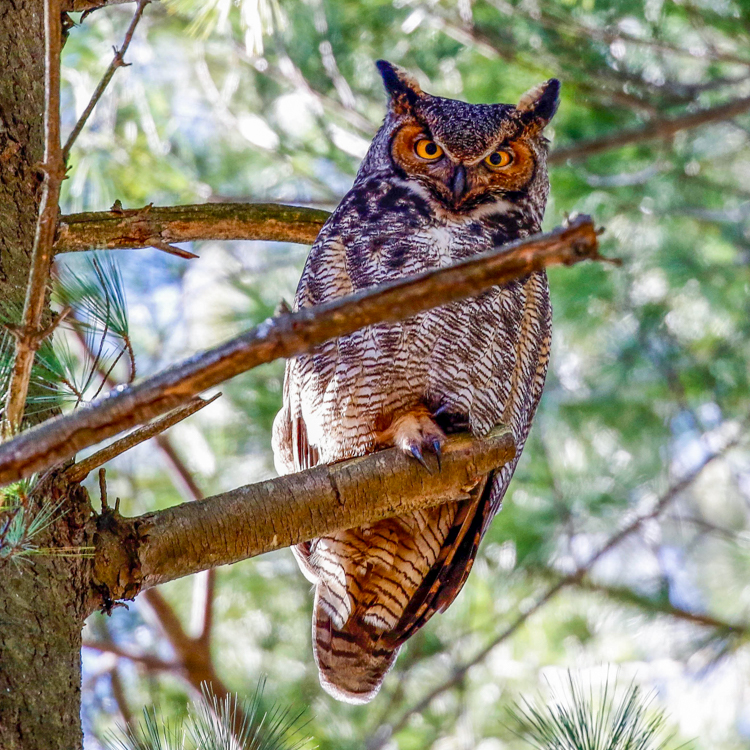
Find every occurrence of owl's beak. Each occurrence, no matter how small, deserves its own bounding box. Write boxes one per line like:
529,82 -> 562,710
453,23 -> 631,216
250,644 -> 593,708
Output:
450,164 -> 468,204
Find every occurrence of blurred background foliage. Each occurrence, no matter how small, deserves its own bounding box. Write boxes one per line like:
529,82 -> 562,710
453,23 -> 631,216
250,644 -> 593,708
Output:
54,0 -> 750,746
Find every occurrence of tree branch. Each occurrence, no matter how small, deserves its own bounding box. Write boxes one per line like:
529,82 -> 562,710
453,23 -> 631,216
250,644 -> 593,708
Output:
82,638 -> 175,672
549,94 -> 750,164
51,91 -> 750,256
62,0 -> 133,11
139,588 -> 230,699
54,203 -> 331,253
89,427 -> 516,610
1,216 -> 602,486
2,0 -> 65,438
62,0 -> 150,161
155,436 -> 216,643
571,577 -> 750,636
64,393 -> 220,482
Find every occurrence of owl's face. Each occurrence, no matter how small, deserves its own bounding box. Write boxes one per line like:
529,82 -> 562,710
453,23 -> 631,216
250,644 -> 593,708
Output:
361,61 -> 560,216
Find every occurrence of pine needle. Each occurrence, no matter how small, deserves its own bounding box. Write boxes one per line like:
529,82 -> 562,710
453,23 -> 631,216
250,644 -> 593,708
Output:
0,480 -> 65,565
107,708 -> 183,750
105,679 -> 314,750
507,672 -> 688,750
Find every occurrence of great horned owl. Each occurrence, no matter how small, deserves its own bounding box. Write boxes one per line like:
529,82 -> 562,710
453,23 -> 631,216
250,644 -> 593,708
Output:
272,61 -> 559,703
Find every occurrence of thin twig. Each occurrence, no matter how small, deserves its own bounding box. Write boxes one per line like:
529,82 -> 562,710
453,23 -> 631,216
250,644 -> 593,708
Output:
61,0 -> 151,162
155,434 -> 216,644
82,639 -> 176,672
147,238 -> 199,260
550,94 -> 750,164
0,217 -> 603,485
65,393 -> 220,482
98,467 -> 108,509
1,0 -> 65,439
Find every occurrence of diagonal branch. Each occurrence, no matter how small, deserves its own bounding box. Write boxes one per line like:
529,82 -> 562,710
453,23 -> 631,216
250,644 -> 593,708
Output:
64,393 -> 220,482
2,0 -> 66,439
54,203 -> 330,253
62,0 -> 151,161
549,94 -> 750,164
571,577 -> 750,636
89,427 -> 516,611
0,216 -> 603,486
155,436 -> 216,644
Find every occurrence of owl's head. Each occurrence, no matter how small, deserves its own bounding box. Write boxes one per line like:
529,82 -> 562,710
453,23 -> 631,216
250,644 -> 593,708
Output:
363,60 -> 560,215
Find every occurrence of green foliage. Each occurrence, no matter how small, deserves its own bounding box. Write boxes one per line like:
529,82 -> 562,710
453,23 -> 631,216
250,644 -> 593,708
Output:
106,681 -> 313,750
0,252 -> 134,425
55,252 -> 135,387
0,480 -> 63,564
509,674 -> 681,750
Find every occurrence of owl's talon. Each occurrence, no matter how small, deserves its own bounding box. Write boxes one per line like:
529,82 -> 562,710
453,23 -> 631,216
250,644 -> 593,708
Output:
430,438 -> 442,471
410,444 -> 431,473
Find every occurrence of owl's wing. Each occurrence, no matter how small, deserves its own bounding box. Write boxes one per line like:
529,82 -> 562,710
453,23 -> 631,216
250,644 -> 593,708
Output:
272,356 -> 323,583
389,474 -> 493,646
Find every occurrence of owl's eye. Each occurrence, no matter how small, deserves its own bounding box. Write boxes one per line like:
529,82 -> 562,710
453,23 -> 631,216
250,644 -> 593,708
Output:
414,139 -> 444,160
484,149 -> 513,169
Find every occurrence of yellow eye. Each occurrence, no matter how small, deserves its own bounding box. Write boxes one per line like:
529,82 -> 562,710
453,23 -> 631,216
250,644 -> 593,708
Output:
484,149 -> 513,169
414,139 -> 443,160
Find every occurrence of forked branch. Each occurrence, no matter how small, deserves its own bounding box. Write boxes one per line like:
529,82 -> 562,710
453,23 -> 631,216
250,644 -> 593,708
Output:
0,215 -> 603,485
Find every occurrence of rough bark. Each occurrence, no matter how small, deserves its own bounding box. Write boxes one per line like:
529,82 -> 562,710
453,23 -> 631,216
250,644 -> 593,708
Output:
54,202 -> 330,253
88,427 -> 515,609
0,4 -> 91,749
0,479 -> 93,750
0,0 -> 45,308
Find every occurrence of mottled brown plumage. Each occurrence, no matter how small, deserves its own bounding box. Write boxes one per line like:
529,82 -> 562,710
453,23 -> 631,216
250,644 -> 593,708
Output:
272,61 -> 559,703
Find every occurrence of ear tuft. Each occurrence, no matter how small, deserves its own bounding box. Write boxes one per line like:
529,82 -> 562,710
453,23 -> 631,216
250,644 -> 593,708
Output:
376,60 -> 423,111
517,78 -> 560,126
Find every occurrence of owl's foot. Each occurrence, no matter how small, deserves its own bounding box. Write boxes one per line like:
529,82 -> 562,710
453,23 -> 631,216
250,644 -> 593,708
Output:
378,406 -> 445,473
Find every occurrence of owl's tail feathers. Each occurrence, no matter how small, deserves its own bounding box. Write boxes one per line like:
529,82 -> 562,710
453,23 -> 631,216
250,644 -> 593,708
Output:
312,593 -> 400,705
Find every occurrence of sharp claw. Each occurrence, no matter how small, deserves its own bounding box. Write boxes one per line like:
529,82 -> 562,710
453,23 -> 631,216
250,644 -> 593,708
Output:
430,438 -> 442,471
410,444 -> 432,473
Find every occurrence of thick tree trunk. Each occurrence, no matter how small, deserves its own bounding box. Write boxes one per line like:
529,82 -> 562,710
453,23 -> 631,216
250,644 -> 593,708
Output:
0,3 -> 91,749
0,478 -> 93,750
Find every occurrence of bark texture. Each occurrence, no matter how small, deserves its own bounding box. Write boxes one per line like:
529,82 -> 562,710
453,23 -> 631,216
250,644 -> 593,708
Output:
0,0 -> 44,307
89,427 -> 516,607
54,202 -> 330,253
0,4 -> 91,749
0,479 -> 93,750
